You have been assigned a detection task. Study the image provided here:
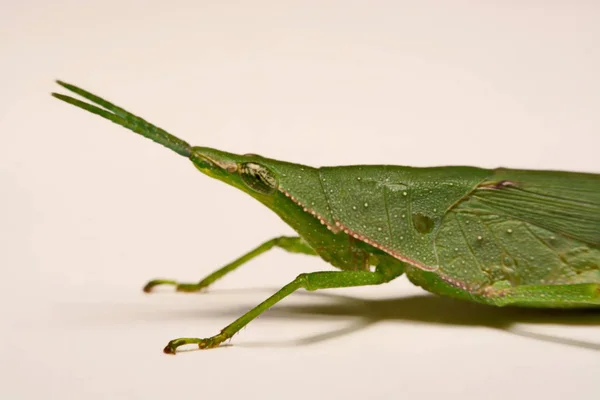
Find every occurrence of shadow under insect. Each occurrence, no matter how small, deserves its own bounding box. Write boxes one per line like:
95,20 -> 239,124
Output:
155,288 -> 600,351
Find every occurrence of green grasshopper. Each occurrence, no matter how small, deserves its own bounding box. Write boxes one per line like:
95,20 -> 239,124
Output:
52,81 -> 600,354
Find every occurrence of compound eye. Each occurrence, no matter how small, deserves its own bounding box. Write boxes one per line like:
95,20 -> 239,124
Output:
239,162 -> 278,195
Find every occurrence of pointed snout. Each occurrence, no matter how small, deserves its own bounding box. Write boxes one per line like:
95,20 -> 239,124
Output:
189,147 -> 244,173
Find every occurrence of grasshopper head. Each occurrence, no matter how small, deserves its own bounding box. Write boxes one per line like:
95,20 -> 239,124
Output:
189,146 -> 338,240
190,147 -> 282,202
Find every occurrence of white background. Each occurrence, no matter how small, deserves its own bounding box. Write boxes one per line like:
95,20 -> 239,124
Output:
2,1 -> 599,399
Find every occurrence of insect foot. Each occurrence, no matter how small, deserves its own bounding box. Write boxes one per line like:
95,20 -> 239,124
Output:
163,333 -> 228,354
143,279 -> 208,293
142,279 -> 177,293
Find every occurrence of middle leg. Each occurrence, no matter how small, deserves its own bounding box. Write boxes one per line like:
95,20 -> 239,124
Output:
163,260 -> 405,354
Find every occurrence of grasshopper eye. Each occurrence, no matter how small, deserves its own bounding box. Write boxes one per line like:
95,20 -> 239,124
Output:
239,162 -> 278,195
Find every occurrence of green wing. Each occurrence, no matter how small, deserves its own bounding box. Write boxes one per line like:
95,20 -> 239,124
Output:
460,169 -> 600,246
434,168 -> 600,288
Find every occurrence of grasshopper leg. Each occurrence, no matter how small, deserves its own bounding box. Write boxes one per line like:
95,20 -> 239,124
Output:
143,236 -> 316,293
407,269 -> 600,308
163,261 -> 405,354
484,283 -> 600,307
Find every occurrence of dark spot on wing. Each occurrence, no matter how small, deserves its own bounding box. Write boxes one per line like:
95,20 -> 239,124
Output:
412,213 -> 435,234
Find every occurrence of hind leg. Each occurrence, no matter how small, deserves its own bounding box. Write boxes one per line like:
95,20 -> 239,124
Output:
481,282 -> 600,308
406,268 -> 600,308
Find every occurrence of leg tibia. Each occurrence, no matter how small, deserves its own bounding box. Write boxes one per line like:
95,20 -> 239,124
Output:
144,236 -> 316,293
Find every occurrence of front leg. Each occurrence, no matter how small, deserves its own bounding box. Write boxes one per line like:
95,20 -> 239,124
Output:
163,261 -> 405,354
143,236 -> 316,293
